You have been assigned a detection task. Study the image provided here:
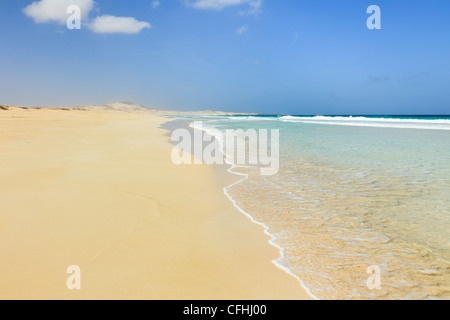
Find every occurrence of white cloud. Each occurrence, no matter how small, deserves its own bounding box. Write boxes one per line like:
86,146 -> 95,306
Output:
23,1 -> 151,35
152,0 -> 161,8
90,15 -> 151,34
23,0 -> 94,24
236,24 -> 248,35
238,0 -> 261,15
184,0 -> 262,14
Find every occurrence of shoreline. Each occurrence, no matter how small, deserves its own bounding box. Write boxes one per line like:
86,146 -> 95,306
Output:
162,118 -> 317,299
172,119 -> 318,299
220,165 -> 319,300
0,106 -> 312,299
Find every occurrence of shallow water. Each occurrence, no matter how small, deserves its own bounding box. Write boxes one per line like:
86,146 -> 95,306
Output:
175,115 -> 450,299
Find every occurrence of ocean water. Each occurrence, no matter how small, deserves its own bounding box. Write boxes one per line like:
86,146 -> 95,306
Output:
174,115 -> 450,300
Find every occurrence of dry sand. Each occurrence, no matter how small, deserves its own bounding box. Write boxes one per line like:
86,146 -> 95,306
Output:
0,106 -> 311,300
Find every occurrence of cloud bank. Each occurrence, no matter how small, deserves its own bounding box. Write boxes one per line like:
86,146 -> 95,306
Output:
23,0 -> 93,24
23,0 -> 150,34
184,0 -> 262,14
90,15 -> 151,34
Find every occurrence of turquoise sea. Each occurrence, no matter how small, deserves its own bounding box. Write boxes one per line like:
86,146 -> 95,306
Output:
175,115 -> 450,299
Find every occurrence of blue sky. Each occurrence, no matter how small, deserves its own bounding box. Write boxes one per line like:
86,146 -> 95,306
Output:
0,0 -> 449,114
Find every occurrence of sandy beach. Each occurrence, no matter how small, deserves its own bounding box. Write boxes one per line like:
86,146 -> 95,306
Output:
0,105 -> 311,300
